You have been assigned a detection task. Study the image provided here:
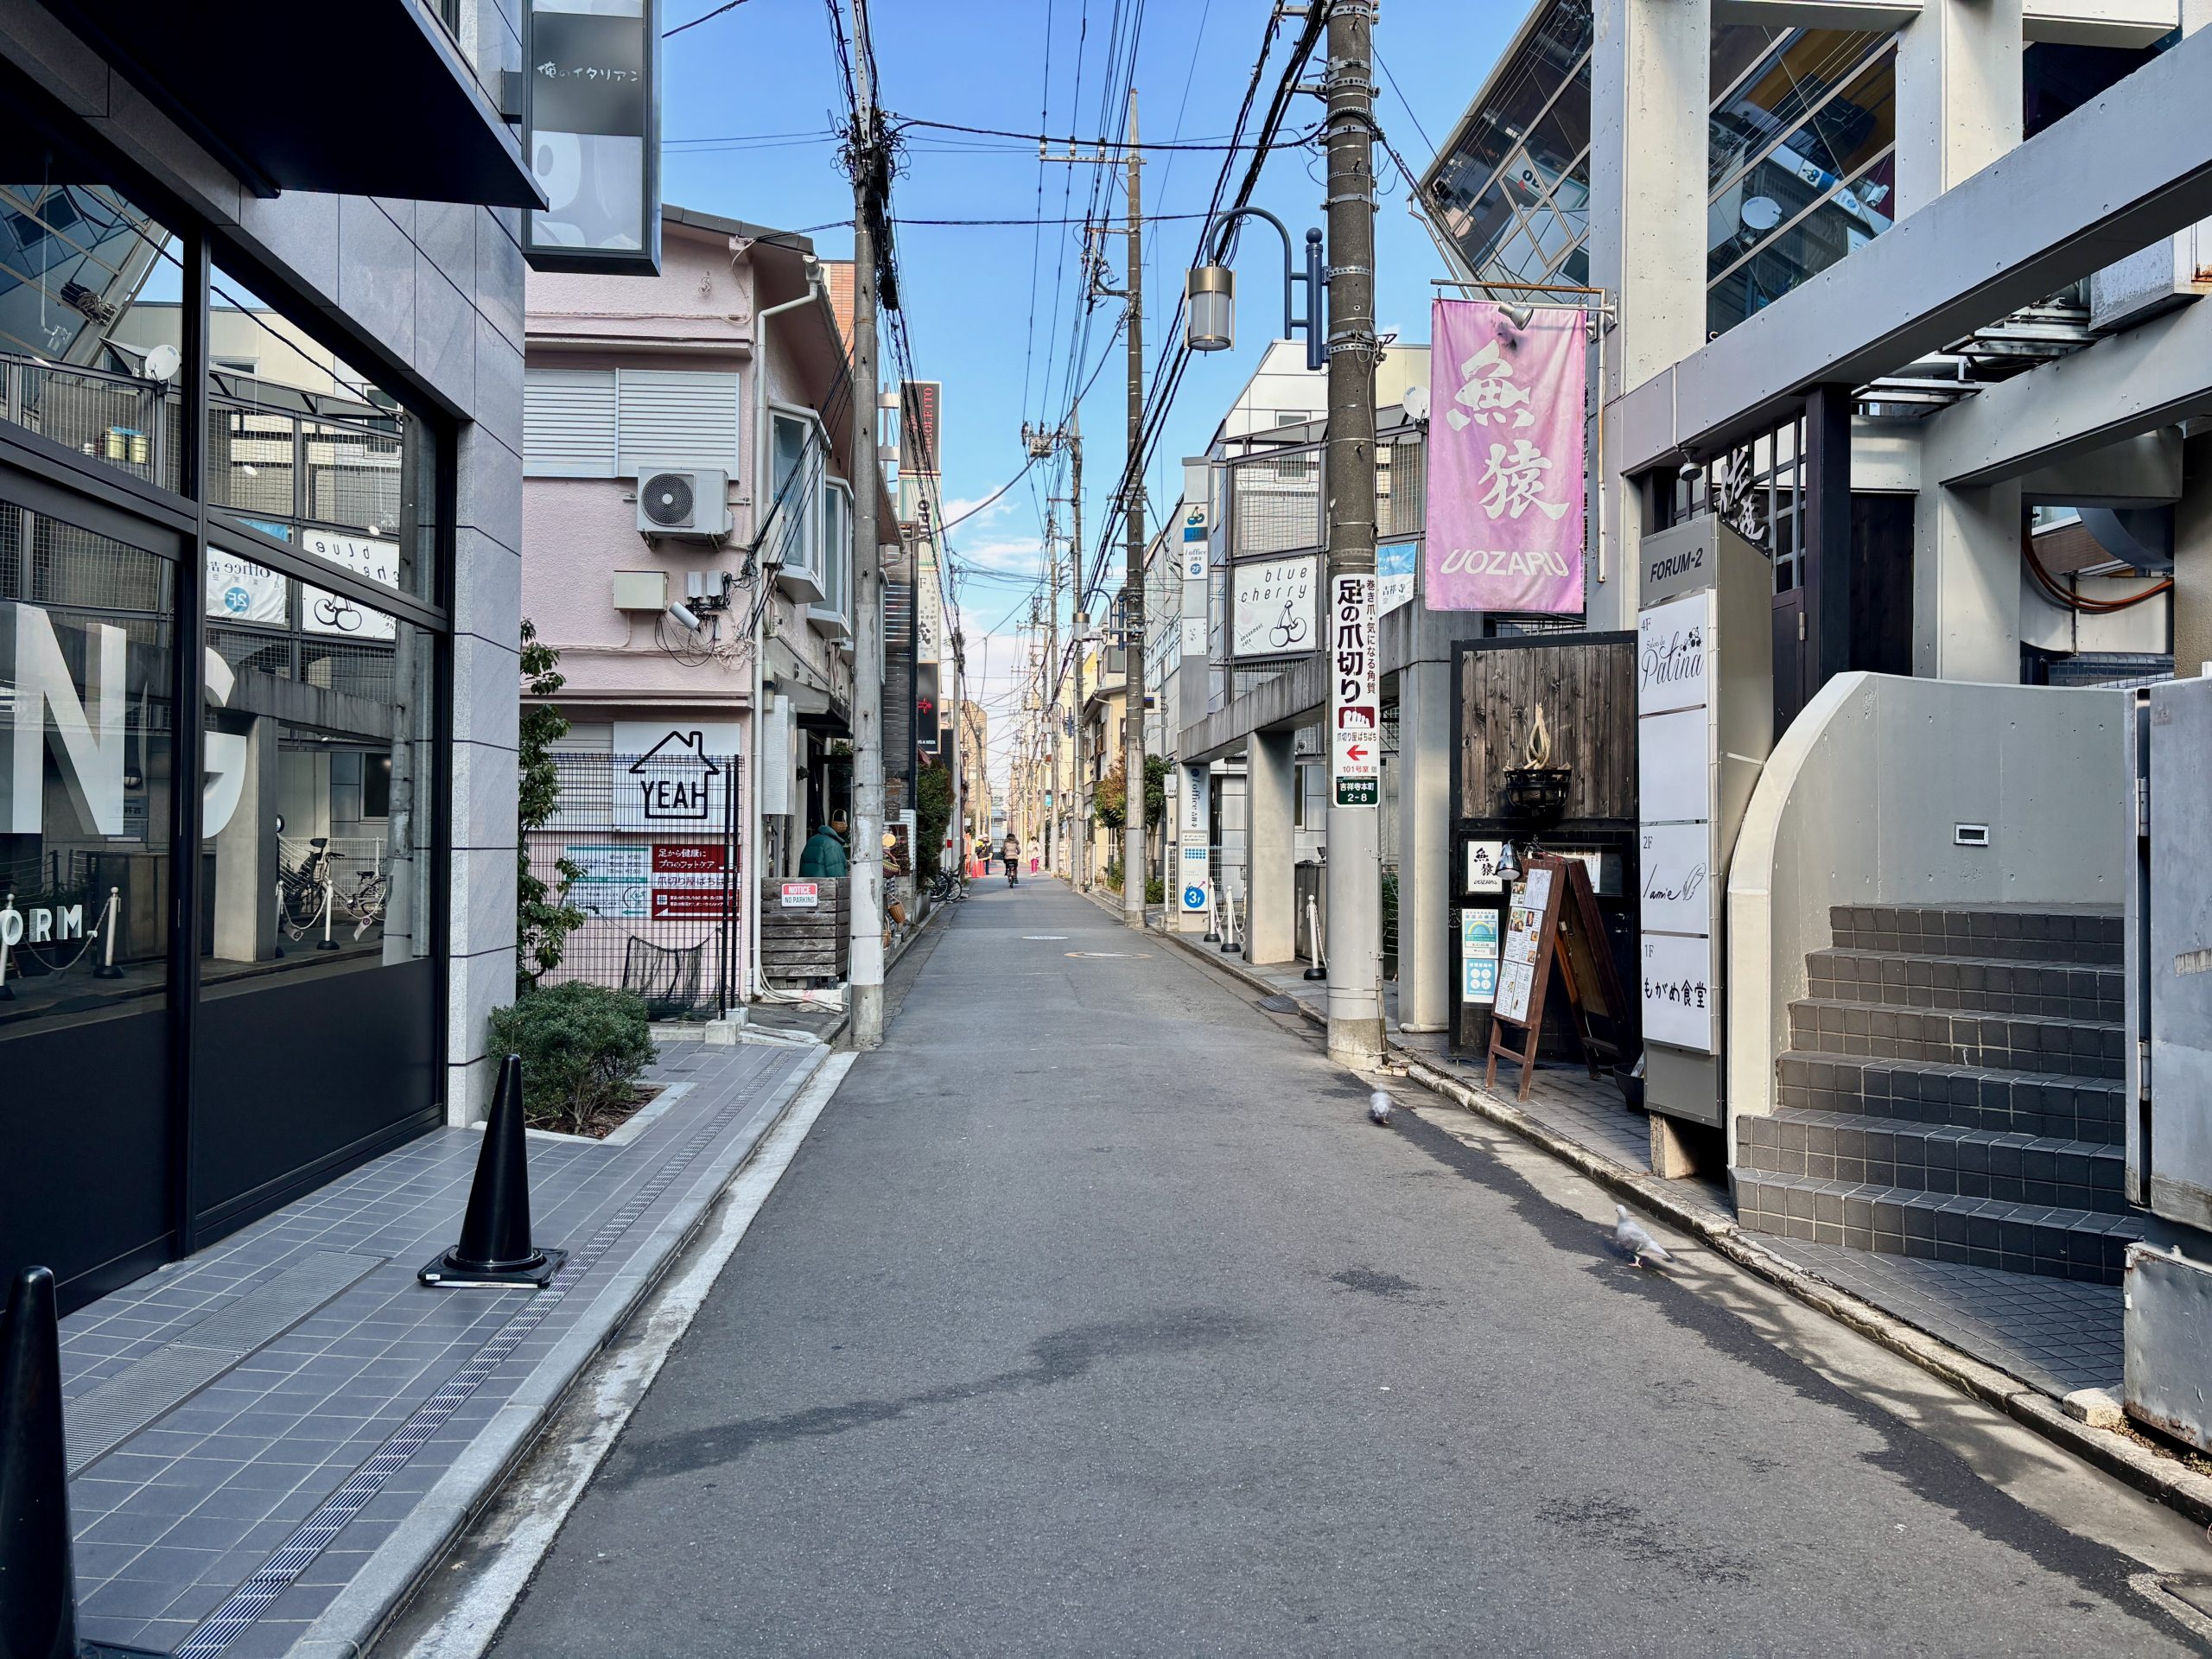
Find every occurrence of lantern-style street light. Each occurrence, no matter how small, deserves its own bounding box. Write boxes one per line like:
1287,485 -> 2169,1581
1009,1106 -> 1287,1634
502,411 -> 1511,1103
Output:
1184,207 -> 1325,371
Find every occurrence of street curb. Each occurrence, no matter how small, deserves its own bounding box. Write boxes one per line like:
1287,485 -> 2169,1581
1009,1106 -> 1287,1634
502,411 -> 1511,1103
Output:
290,1041 -> 840,1659
1147,922 -> 2212,1529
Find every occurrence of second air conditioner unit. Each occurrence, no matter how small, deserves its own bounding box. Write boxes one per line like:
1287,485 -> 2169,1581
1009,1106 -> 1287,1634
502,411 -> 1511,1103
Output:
636,467 -> 732,541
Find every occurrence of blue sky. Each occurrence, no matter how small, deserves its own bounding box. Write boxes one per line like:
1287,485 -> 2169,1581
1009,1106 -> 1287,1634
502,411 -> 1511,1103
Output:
667,0 -> 1521,785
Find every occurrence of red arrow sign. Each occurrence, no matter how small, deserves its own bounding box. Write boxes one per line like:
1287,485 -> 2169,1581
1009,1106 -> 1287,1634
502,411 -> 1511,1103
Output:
1344,743 -> 1370,763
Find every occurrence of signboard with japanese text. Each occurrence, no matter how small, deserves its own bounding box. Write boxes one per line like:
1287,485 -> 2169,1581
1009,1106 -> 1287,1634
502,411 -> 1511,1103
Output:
1425,299 -> 1586,613
1465,839 -> 1505,892
1493,865 -> 1554,1024
565,842 -> 648,918
1642,931 -> 1715,1051
1378,539 -> 1417,615
1461,907 -> 1500,1001
524,0 -> 664,276
1230,555 -> 1318,658
650,840 -> 728,918
1328,574 -> 1379,807
900,380 -> 942,477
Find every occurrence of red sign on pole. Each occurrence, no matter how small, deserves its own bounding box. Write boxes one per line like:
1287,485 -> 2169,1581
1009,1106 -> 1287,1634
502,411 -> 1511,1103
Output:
652,843 -> 726,874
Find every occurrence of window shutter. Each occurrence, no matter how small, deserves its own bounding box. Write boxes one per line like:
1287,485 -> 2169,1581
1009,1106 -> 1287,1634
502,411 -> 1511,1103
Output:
616,370 -> 741,477
524,369 -> 617,477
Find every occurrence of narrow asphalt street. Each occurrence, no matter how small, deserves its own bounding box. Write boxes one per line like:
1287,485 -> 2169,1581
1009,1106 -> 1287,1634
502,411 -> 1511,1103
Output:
485,878 -> 2211,1656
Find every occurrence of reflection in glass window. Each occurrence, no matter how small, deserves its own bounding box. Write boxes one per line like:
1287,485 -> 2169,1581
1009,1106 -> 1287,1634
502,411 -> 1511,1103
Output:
0,505 -> 174,1034
204,583 -> 433,984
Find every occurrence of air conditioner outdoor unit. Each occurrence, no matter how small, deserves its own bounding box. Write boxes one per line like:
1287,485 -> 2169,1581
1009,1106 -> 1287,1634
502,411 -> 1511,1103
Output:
636,467 -> 732,541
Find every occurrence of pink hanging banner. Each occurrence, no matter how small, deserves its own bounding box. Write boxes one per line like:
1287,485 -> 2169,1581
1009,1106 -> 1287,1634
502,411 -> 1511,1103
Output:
1424,299 -> 1586,613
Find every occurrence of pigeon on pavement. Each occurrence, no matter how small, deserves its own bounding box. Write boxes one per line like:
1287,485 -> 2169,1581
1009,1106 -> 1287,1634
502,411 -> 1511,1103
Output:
1613,1204 -> 1675,1269
1368,1090 -> 1394,1128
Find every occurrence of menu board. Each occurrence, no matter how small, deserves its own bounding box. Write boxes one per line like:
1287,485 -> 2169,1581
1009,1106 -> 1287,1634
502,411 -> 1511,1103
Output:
1494,866 -> 1554,1025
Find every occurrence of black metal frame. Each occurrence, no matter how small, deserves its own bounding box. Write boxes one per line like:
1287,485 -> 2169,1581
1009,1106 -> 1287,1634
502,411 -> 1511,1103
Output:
0,106 -> 460,1304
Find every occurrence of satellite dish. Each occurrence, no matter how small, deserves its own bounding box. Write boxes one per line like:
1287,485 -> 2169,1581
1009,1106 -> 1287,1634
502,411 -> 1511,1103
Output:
144,343 -> 181,383
1402,385 -> 1431,423
1740,196 -> 1783,233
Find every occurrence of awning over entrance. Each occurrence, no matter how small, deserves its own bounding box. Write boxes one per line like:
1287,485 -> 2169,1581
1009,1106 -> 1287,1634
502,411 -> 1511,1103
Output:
51,0 -> 544,208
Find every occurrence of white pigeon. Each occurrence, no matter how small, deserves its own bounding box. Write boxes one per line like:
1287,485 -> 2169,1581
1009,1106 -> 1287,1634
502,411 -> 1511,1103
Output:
1614,1204 -> 1675,1269
1368,1090 -> 1394,1128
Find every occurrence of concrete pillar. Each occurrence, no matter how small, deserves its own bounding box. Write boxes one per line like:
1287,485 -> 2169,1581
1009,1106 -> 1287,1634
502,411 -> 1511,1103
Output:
2178,435 -> 2212,676
1913,479 -> 2024,682
1397,658 -> 1454,1033
1246,730 -> 1296,965
1895,0 -> 2023,220
1586,0 -> 1711,631
211,717 -> 275,963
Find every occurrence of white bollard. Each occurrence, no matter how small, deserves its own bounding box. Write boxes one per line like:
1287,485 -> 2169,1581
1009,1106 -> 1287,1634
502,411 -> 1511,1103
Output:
1303,893 -> 1327,982
92,886 -> 124,979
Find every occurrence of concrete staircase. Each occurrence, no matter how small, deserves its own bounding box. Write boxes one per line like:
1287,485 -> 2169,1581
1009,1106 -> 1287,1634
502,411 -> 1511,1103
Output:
1733,905 -> 2147,1284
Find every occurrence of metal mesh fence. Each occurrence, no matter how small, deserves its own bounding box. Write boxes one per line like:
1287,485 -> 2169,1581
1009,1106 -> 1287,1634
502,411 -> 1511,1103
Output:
1229,442 -> 1323,556
10,359 -> 175,492
1376,433 -> 1425,538
525,751 -> 744,1018
306,422 -> 404,530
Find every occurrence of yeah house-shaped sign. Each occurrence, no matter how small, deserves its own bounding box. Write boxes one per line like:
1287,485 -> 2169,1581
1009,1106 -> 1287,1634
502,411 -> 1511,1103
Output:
620,731 -> 727,830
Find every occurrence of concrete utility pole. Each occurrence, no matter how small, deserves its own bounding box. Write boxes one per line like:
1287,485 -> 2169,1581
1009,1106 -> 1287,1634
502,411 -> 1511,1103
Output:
1068,415 -> 1087,890
1323,0 -> 1384,1064
1044,524 -> 1061,874
1119,86 -> 1147,930
847,0 -> 887,1050
949,623 -> 965,876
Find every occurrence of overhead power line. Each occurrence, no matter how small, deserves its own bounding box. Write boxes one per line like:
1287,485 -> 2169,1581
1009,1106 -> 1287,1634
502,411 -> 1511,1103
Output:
665,0 -> 753,36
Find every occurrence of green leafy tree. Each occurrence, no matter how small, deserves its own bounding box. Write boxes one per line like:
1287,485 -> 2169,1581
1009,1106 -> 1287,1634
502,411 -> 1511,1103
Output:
915,760 -> 956,877
1141,754 -> 1170,830
517,619 -> 585,991
1093,764 -> 1128,830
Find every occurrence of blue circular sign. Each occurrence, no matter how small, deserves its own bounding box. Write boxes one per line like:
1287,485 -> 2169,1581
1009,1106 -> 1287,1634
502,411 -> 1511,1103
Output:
1182,885 -> 1206,909
222,584 -> 251,614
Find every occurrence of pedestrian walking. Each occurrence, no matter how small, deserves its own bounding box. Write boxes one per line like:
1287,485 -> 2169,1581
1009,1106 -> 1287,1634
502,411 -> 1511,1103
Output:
799,811 -> 849,878
1001,831 -> 1021,886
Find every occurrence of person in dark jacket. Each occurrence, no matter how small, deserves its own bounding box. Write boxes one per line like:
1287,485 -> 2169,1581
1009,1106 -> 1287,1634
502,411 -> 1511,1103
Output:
798,812 -> 849,877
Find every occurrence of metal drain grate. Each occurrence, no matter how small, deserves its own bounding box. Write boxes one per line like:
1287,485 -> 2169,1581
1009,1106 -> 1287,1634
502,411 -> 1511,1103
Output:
1258,995 -> 1300,1014
68,1251 -> 383,1477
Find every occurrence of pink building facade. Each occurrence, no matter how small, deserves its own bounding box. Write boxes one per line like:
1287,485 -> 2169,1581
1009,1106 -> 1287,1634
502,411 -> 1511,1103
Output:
522,206 -> 887,1007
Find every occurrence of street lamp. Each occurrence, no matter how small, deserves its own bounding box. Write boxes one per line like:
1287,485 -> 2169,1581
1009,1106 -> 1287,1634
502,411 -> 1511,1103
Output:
1184,207 -> 1325,372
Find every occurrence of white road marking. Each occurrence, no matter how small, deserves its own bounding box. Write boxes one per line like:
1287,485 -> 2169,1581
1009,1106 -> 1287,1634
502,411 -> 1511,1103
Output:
391,1052 -> 857,1659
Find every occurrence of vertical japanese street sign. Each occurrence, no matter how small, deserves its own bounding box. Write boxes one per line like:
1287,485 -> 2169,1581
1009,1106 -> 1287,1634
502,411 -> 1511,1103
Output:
1329,574 -> 1379,807
899,380 -> 942,477
1424,298 -> 1586,613
524,0 -> 664,276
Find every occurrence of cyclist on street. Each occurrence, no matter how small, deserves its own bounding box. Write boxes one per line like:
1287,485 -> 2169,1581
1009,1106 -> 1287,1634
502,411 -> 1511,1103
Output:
1001,830 -> 1021,887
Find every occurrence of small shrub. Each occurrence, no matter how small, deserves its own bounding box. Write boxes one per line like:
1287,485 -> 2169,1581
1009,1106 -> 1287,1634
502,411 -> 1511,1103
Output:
487,981 -> 657,1135
1104,857 -> 1124,892
1145,876 -> 1166,905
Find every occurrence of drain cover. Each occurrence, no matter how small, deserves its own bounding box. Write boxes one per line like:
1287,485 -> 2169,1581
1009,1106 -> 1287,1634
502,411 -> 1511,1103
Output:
1258,995 -> 1300,1013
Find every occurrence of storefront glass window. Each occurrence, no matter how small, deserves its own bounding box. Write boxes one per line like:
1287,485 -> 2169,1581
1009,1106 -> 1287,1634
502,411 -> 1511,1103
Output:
208,265 -> 440,611
0,169 -> 178,493
0,505 -> 175,1032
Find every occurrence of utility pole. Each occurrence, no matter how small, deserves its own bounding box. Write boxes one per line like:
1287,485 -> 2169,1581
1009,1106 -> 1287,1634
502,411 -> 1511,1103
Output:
1067,414 -> 1087,891
846,0 -> 887,1050
1118,86 -> 1147,930
1044,522 -> 1061,875
949,619 -> 965,878
1323,0 -> 1384,1064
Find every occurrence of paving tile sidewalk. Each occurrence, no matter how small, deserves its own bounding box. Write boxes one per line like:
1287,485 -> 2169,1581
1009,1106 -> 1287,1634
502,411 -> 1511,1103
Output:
58,1035 -> 829,1659
1140,903 -> 2124,1406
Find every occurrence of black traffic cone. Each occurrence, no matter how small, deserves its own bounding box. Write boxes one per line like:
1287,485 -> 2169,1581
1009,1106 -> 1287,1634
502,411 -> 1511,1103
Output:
418,1056 -> 566,1289
0,1267 -> 75,1659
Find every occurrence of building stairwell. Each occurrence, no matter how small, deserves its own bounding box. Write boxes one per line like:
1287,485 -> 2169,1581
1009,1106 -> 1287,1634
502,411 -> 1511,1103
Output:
1733,905 -> 2153,1286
